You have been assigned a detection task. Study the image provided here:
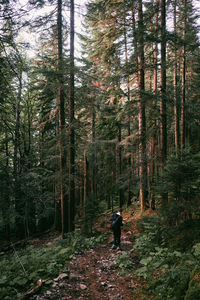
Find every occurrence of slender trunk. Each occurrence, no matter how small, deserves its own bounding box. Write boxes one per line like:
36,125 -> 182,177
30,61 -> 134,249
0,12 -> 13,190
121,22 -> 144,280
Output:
153,0 -> 159,94
91,105 -> 97,202
68,0 -> 75,232
26,98 -> 36,235
160,0 -> 167,165
149,0 -> 159,210
54,120 -> 62,231
57,0 -> 68,237
132,2 -> 140,205
27,94 -> 31,155
174,0 -> 180,156
14,70 -> 24,238
160,0 -> 168,204
124,11 -> 132,206
116,123 -> 123,208
83,150 -> 87,232
3,129 -> 11,240
137,0 -> 147,212
181,0 -> 186,152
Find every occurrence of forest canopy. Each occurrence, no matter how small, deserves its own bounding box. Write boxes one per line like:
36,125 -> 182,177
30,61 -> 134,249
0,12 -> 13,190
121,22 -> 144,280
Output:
0,0 -> 200,242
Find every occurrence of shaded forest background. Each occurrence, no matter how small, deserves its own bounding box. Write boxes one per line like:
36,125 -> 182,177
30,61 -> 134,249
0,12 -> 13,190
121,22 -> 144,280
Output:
0,0 -> 200,243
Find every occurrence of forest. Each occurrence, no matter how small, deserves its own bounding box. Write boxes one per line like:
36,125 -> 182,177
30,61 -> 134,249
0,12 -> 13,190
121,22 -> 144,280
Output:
0,0 -> 200,299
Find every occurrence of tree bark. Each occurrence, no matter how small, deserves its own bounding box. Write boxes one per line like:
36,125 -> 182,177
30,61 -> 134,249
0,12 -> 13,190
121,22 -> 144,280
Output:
149,0 -> 159,210
160,0 -> 167,164
181,0 -> 186,152
57,0 -> 68,237
173,0 -> 180,156
68,0 -> 75,232
116,123 -> 123,208
91,104 -> 97,203
83,150 -> 87,232
124,9 -> 132,206
14,70 -> 24,238
137,0 -> 148,212
160,0 -> 168,204
2,129 -> 11,241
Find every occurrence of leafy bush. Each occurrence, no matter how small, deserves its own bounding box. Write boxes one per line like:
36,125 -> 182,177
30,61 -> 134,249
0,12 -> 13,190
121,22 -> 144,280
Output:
185,244 -> 200,299
135,247 -> 182,279
185,265 -> 200,300
132,215 -> 200,299
133,242 -> 196,299
0,231 -> 107,299
115,251 -> 133,276
149,265 -> 190,300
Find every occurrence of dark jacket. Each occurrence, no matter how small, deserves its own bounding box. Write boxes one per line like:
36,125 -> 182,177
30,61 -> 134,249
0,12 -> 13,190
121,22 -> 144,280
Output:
110,213 -> 123,231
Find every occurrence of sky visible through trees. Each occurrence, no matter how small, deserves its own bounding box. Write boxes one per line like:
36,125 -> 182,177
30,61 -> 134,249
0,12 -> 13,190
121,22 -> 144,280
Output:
18,0 -> 88,58
17,0 -> 200,53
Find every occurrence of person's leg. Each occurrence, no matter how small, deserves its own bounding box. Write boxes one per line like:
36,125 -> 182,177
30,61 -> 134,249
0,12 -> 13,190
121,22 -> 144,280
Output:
112,231 -> 117,249
116,230 -> 122,250
115,230 -> 120,246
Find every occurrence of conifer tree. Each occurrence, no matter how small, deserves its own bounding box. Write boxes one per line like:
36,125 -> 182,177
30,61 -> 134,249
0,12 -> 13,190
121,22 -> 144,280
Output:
173,0 -> 180,156
68,0 -> 75,232
57,0 -> 68,236
160,0 -> 168,205
137,0 -> 148,211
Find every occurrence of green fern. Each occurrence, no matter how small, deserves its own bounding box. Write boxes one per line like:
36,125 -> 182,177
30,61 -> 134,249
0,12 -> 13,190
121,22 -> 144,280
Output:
0,232 -> 106,299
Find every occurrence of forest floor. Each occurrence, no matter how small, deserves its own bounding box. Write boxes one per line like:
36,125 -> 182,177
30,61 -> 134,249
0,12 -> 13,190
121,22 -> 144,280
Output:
29,209 -> 147,300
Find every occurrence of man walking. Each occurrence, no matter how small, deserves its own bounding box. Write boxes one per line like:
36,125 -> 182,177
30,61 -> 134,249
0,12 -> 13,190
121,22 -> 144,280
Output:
110,208 -> 123,250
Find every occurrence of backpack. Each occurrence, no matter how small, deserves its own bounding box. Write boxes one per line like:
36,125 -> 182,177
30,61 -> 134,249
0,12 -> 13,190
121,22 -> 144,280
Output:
110,214 -> 120,230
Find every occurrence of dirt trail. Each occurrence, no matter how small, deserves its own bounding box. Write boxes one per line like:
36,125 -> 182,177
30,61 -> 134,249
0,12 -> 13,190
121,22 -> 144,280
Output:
32,228 -> 140,300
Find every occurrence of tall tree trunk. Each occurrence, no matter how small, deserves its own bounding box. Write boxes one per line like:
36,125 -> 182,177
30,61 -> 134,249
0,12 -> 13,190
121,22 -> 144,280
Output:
181,0 -> 186,152
160,0 -> 168,204
116,123 -> 123,208
132,1 -> 140,205
26,98 -> 36,235
57,0 -> 68,237
149,0 -> 159,210
137,0 -> 148,212
68,0 -> 75,232
83,149 -> 87,232
173,0 -> 180,156
2,129 -> 11,241
124,9 -> 132,206
91,104 -> 97,203
14,70 -> 24,238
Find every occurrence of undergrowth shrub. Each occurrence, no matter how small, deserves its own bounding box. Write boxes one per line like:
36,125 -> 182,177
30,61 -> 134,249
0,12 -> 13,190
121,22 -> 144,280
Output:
132,214 -> 200,299
114,251 -> 133,276
185,243 -> 200,300
185,265 -> 200,300
149,264 -> 190,300
0,231 -> 107,300
135,247 -> 182,279
133,215 -> 168,255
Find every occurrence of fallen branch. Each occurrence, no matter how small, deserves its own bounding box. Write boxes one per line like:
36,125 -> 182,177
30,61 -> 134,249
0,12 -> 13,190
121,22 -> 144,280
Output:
18,278 -> 46,300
